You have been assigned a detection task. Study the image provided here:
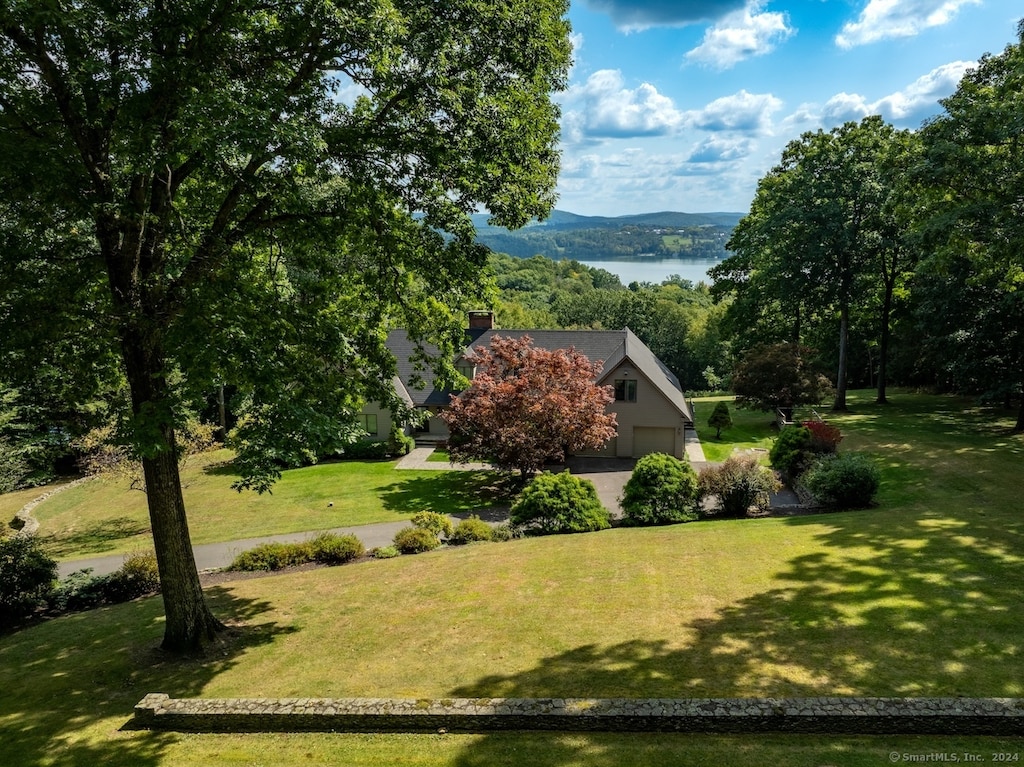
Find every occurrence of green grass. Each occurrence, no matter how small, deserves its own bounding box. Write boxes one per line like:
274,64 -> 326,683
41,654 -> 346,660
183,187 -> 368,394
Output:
427,449 -> 452,463
690,396 -> 779,461
31,450 -> 508,561
2,389 -> 1023,765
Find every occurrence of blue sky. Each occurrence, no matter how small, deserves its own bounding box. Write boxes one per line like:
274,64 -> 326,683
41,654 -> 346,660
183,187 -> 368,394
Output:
556,0 -> 1020,216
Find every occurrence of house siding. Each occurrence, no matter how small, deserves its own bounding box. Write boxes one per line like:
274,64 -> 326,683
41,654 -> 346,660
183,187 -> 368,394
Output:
358,401 -> 397,440
602,361 -> 686,459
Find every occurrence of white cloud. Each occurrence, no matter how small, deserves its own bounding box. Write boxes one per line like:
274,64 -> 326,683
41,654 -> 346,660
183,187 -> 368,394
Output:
555,140 -> 767,214
836,0 -> 981,49
684,136 -> 755,163
871,60 -> 974,120
817,60 -> 975,126
562,70 -> 685,139
685,3 -> 795,69
686,89 -> 783,134
583,0 -> 746,31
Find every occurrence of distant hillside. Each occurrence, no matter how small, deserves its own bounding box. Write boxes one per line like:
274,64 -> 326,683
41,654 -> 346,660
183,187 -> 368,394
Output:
472,209 -> 743,262
472,209 -> 743,232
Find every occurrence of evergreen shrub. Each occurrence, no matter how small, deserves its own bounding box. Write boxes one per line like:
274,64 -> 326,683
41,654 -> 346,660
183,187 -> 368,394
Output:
411,511 -> 454,540
510,470 -> 610,534
621,452 -> 699,526
802,452 -> 880,509
769,425 -> 814,479
449,515 -> 494,544
310,533 -> 365,564
393,526 -> 441,554
0,535 -> 57,628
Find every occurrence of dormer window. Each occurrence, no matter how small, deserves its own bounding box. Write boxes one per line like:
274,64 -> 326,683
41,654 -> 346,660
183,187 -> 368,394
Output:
614,379 -> 637,402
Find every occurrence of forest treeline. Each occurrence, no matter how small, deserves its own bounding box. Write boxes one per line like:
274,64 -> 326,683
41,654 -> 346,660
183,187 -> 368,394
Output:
3,21 -> 1024,499
475,223 -> 733,261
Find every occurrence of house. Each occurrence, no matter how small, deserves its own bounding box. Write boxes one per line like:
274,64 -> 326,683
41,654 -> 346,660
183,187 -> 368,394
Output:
361,311 -> 694,460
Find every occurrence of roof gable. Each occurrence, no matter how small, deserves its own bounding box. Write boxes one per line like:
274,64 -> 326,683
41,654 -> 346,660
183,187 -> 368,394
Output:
387,326 -> 693,423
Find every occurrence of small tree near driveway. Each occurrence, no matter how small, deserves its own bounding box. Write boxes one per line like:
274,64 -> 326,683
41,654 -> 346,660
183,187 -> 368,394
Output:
442,335 -> 617,479
707,401 -> 733,439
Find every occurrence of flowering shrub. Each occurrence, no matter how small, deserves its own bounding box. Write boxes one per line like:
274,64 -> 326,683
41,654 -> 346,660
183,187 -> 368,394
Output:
804,420 -> 843,453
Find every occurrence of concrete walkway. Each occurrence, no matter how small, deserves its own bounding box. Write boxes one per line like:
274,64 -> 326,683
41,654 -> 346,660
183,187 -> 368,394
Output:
394,447 -> 493,471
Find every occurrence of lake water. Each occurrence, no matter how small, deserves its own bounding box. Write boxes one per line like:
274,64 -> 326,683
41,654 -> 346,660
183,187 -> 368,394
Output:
575,257 -> 722,286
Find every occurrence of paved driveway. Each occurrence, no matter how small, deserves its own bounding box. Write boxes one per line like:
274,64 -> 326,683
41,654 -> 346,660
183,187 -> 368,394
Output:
564,457 -> 638,519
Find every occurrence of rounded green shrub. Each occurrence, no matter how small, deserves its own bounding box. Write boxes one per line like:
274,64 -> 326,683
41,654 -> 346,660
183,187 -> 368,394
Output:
699,455 -> 781,517
229,541 -> 314,571
0,535 -> 57,628
387,426 -> 415,457
449,515 -> 494,544
510,470 -> 610,535
393,526 -> 441,554
802,452 -> 880,509
310,533 -> 365,565
621,452 -> 699,526
769,425 -> 814,479
50,569 -> 107,613
104,551 -> 161,602
411,511 -> 454,540
371,545 -> 401,559
489,523 -> 518,542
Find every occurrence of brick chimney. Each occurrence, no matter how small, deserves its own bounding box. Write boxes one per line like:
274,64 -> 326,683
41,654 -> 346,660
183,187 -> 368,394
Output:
468,311 -> 494,330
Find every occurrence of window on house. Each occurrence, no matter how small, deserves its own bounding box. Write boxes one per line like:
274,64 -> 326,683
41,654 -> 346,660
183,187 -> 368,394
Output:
614,379 -> 637,402
358,413 -> 379,436
457,362 -> 475,380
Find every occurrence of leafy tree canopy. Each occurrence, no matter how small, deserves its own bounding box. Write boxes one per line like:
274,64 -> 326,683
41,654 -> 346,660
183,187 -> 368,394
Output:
442,335 -> 617,477
0,0 -> 571,651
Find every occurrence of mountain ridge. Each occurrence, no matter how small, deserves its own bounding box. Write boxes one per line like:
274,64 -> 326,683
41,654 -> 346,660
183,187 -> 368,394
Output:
472,209 -> 744,232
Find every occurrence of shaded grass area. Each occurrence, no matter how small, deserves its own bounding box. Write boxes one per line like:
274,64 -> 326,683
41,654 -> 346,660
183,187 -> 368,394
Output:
30,450 -> 508,560
2,390 -> 1022,765
690,396 -> 781,461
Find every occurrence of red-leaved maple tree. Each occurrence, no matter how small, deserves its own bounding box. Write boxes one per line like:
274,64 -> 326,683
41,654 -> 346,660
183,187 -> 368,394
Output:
442,335 -> 617,478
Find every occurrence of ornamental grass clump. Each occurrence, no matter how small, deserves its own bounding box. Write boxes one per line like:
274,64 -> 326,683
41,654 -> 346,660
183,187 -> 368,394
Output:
510,470 -> 610,535
699,455 -> 781,517
621,452 -> 699,526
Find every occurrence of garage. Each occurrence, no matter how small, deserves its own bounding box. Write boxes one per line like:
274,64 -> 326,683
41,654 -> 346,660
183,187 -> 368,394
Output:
579,436 -> 617,458
632,426 -> 676,457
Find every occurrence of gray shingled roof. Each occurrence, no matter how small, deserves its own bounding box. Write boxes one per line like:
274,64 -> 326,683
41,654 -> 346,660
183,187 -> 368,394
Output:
470,329 -> 691,423
387,327 -> 693,423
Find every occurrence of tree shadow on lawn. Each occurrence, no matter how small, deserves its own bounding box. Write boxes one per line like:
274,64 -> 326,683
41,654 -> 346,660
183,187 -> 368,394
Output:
42,515 -> 152,559
0,587 -> 295,767
377,471 -> 514,519
448,508 -> 1024,766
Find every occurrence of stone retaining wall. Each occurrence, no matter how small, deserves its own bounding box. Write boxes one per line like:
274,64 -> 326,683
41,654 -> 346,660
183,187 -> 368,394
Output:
132,694 -> 1024,735
12,476 -> 95,536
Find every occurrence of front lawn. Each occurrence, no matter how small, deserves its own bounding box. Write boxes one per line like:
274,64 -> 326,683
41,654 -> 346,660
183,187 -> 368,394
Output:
28,450 -> 508,561
2,389 -> 1022,765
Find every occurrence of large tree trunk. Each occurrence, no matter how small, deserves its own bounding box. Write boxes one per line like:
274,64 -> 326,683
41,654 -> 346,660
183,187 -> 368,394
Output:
1016,377 -> 1024,433
833,303 -> 849,411
876,283 -> 893,405
121,328 -> 223,653
143,439 -> 224,652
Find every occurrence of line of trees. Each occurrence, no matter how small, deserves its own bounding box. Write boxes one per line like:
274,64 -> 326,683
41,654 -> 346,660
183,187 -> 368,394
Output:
710,21 -> 1024,429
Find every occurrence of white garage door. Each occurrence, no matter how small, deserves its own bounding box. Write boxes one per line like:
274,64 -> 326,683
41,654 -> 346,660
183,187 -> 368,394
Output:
632,426 -> 676,457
